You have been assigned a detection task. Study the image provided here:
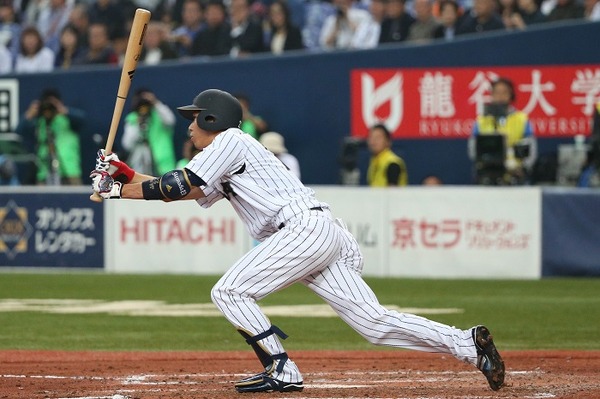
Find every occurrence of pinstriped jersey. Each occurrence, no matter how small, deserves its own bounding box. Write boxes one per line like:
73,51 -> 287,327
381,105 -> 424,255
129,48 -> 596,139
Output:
185,128 -> 324,241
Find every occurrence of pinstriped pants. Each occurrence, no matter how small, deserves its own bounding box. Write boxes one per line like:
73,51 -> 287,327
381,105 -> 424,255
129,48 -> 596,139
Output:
211,209 -> 478,371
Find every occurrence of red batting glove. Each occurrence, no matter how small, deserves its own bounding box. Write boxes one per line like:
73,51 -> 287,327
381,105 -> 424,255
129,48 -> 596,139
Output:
96,149 -> 135,183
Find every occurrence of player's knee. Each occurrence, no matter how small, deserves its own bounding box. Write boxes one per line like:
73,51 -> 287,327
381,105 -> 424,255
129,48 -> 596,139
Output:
210,284 -> 236,307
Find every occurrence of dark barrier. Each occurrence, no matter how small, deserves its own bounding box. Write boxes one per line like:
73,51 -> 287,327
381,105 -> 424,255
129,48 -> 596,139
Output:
7,21 -> 600,185
0,188 -> 103,268
542,188 -> 600,276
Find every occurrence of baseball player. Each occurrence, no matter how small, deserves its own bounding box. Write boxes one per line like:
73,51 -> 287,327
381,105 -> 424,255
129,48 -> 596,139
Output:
91,89 -> 505,393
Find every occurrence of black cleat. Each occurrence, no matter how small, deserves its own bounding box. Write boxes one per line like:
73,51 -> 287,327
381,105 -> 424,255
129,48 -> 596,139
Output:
474,325 -> 505,391
235,375 -> 303,393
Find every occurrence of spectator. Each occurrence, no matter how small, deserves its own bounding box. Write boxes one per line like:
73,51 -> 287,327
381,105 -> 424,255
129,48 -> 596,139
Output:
67,3 -> 90,46
35,0 -> 72,53
235,93 -> 268,139
0,0 -> 22,62
121,88 -> 177,176
498,0 -> 519,29
163,0 -> 187,26
176,137 -> 200,169
266,0 -> 304,54
378,0 -> 415,44
547,0 -> 585,22
351,0 -> 386,49
15,88 -> 84,185
259,131 -> 301,179
87,0 -> 126,41
169,0 -> 205,57
456,0 -> 505,35
190,0 -> 231,57
0,154 -> 19,185
585,0 -> 600,20
54,24 -> 85,69
513,0 -> 547,27
407,0 -> 440,42
366,123 -> 408,187
139,21 -> 178,65
229,0 -> 265,57
74,22 -> 118,65
577,101 -> 600,187
14,26 -> 55,74
0,42 -> 11,74
433,0 -> 461,40
422,174 -> 443,185
319,0 -> 370,50
468,77 -> 536,185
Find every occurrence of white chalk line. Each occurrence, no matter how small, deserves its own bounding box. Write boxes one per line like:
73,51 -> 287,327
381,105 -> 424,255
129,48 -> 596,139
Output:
0,370 -> 557,399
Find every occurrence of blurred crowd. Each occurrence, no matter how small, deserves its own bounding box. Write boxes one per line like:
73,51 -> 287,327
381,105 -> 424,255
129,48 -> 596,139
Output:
0,0 -> 599,74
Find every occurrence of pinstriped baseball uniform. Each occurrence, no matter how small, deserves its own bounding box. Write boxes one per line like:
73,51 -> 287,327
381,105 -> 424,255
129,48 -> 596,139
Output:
186,128 -> 478,383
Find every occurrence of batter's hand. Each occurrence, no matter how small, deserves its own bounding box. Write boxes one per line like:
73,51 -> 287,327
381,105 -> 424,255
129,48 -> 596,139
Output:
90,170 -> 122,199
95,149 -> 135,183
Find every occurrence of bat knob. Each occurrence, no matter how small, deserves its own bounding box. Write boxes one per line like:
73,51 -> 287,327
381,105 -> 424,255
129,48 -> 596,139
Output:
89,193 -> 104,203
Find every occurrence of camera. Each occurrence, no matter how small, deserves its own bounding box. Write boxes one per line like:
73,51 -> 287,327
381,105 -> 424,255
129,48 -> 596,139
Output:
39,100 -> 58,120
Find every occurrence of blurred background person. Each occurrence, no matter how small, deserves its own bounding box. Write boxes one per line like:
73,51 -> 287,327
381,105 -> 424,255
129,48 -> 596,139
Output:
0,41 -> 11,73
547,0 -> 585,21
577,101 -> 600,187
367,123 -> 408,187
35,0 -> 72,53
229,0 -> 265,57
121,88 -> 177,176
0,154 -> 19,185
87,0 -> 127,41
266,0 -> 304,54
74,22 -> 118,65
351,0 -> 386,49
139,21 -> 178,65
190,0 -> 231,57
170,0 -> 205,57
176,137 -> 201,168
259,131 -> 301,179
456,0 -> 505,35
585,0 -> 600,20
54,23 -> 84,69
422,174 -> 443,185
378,0 -> 415,44
14,26 -> 55,73
468,77 -> 536,185
235,93 -> 268,139
407,0 -> 440,42
67,3 -> 90,46
511,0 -> 547,28
15,88 -> 84,185
433,0 -> 460,40
0,0 -> 22,63
319,0 -> 370,50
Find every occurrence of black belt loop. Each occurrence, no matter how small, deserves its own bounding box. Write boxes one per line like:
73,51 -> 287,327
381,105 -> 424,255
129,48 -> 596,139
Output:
278,207 -> 323,230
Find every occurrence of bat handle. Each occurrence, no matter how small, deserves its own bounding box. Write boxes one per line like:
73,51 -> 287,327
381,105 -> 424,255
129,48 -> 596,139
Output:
90,192 -> 103,203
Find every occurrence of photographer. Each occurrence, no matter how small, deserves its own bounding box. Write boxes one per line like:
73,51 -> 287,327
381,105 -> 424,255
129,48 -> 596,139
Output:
468,77 -> 537,185
15,88 -> 84,185
319,0 -> 370,50
121,88 -> 177,176
577,101 -> 600,187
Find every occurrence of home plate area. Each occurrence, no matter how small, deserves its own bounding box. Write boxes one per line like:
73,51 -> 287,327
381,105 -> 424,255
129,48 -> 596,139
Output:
0,350 -> 599,399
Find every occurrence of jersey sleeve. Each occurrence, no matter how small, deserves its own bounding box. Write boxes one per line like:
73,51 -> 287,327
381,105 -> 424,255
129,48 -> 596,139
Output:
195,185 -> 224,208
185,131 -> 245,188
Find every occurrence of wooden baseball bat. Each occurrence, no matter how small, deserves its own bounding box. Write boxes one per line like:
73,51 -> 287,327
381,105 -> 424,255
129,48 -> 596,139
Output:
90,8 -> 151,202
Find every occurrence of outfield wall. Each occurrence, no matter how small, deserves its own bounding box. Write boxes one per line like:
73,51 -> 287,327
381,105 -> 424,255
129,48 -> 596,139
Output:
1,187 -> 598,278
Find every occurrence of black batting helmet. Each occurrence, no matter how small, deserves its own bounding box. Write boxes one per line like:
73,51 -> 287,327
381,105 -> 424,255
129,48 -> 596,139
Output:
177,89 -> 243,132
